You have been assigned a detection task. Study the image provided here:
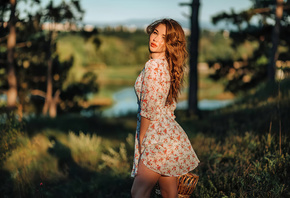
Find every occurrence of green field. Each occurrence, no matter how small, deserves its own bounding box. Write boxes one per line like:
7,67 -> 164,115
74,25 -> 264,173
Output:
1,32 -> 289,198
56,33 -> 234,108
1,79 -> 289,197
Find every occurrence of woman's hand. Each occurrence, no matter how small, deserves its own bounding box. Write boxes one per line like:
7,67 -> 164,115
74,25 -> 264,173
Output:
139,116 -> 151,154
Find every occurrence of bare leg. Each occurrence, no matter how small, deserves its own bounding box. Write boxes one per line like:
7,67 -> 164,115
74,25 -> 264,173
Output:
159,176 -> 178,198
131,161 -> 161,198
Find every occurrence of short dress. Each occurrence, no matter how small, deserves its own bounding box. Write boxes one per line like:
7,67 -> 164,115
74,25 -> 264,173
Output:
131,57 -> 200,177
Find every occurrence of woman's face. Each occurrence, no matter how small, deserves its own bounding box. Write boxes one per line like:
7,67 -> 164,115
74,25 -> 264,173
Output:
149,24 -> 166,59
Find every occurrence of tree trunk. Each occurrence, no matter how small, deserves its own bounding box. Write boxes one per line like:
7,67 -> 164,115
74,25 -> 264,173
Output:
268,0 -> 284,82
7,0 -> 17,110
42,58 -> 53,116
187,0 -> 200,117
49,89 -> 60,118
43,29 -> 59,117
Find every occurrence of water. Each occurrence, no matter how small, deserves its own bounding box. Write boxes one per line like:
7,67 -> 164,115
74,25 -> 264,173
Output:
102,88 -> 138,117
176,99 -> 233,111
101,87 -> 233,118
0,94 -> 6,101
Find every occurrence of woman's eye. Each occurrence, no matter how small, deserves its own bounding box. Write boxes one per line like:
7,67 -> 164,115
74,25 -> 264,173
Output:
153,31 -> 157,34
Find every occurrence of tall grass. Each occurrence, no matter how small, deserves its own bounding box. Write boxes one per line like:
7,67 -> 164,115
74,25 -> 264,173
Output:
192,132 -> 290,198
67,131 -> 102,171
3,133 -> 65,197
101,133 -> 134,176
0,125 -> 135,197
1,79 -> 290,197
0,115 -> 24,163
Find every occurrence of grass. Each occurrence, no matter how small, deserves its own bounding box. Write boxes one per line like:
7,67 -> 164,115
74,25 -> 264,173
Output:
192,132 -> 289,198
2,31 -> 289,197
85,66 -> 233,108
1,121 -> 134,197
91,64 -> 142,98
1,79 -> 290,197
56,33 -> 233,107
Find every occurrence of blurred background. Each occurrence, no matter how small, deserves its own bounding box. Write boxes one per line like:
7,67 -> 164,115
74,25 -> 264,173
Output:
0,0 -> 290,197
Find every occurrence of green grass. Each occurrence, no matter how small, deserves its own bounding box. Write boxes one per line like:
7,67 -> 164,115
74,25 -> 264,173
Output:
1,79 -> 290,197
56,33 -> 233,106
92,65 -> 142,98
2,32 -> 288,197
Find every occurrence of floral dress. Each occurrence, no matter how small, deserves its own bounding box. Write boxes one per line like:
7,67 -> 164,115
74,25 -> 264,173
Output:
131,57 -> 200,177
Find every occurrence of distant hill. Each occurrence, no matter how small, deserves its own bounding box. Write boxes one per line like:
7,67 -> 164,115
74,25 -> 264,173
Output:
83,18 -> 236,31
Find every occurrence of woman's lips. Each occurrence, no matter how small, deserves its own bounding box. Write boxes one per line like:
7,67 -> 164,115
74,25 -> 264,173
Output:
150,43 -> 157,48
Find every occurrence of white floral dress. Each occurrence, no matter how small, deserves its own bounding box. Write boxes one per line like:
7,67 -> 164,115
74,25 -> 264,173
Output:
131,57 -> 200,177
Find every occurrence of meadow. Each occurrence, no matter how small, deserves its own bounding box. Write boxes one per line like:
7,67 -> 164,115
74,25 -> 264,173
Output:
56,30 -> 236,106
1,31 -> 289,198
1,78 -> 289,198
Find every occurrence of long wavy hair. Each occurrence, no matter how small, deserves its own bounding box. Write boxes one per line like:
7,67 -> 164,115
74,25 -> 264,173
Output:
146,18 -> 188,105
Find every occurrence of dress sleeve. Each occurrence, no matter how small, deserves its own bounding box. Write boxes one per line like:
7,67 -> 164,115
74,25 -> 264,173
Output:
140,59 -> 168,121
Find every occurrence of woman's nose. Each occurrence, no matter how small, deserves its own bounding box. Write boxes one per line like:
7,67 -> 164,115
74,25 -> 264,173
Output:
153,35 -> 159,42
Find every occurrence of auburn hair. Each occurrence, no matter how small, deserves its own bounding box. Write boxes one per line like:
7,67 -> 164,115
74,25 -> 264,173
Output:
146,18 -> 188,105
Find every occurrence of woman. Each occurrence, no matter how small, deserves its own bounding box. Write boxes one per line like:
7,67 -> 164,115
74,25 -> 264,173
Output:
131,19 -> 199,198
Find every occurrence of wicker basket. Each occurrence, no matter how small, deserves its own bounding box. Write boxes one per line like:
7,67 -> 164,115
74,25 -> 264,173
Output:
177,173 -> 199,197
153,173 -> 199,198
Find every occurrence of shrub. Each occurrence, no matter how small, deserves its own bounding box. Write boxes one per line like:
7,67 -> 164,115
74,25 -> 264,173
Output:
3,133 -> 65,197
192,132 -> 290,198
0,114 -> 24,164
67,131 -> 102,171
100,133 -> 134,176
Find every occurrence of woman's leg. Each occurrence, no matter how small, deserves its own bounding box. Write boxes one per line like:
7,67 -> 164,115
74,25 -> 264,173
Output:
159,176 -> 178,198
131,161 -> 160,198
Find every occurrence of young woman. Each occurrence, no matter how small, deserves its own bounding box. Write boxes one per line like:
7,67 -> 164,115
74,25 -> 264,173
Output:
131,18 -> 199,198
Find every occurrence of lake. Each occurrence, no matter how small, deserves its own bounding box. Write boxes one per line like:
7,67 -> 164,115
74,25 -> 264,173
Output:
101,87 -> 233,117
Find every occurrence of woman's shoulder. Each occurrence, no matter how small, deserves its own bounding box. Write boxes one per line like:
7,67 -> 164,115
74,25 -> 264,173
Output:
145,57 -> 168,71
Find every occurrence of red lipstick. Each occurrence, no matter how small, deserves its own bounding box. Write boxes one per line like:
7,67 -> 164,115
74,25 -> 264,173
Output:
150,43 -> 157,48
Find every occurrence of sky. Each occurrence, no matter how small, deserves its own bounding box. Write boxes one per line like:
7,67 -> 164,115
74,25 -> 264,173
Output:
80,0 -> 253,24
17,0 -> 253,28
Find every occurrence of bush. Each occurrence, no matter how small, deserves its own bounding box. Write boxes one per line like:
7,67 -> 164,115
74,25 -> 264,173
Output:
100,133 -> 134,176
0,114 -> 24,164
67,131 -> 102,171
192,132 -> 290,198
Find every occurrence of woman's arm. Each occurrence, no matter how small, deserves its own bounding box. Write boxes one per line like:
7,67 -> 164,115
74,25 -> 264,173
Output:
138,59 -> 166,154
139,116 -> 151,154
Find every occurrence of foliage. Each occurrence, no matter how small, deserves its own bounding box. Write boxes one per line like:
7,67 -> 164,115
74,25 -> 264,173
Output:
210,0 -> 290,92
67,131 -> 102,171
1,112 -> 289,197
199,30 -> 236,62
2,132 -> 65,197
178,79 -> 290,140
0,0 -> 96,116
178,78 -> 290,197
57,29 -> 149,70
98,29 -> 149,66
191,132 -> 290,198
0,114 -> 24,164
42,0 -> 84,23
0,124 -> 135,197
59,71 -> 99,113
1,14 -> 241,116
56,27 -> 252,70
0,7 -> 289,195
100,133 -> 134,176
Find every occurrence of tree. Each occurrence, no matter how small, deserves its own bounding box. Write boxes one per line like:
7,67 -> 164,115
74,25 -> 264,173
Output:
268,0 -> 284,81
0,0 -> 40,114
6,0 -> 17,110
40,0 -> 84,117
1,0 -> 99,118
210,0 -> 290,93
180,0 -> 201,117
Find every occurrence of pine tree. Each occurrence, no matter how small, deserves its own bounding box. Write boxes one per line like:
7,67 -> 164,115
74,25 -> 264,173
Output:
211,0 -> 290,92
